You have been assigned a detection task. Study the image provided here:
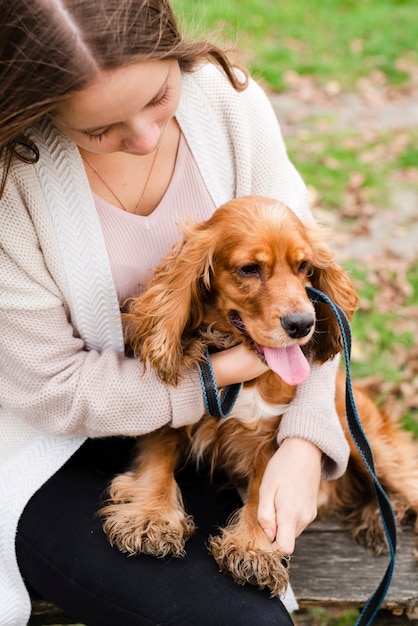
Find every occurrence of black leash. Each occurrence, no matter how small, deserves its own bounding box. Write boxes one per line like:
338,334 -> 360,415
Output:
306,286 -> 397,626
199,349 -> 242,418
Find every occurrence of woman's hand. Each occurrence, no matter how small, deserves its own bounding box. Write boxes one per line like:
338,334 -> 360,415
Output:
210,347 -> 322,553
209,344 -> 269,387
257,438 -> 322,555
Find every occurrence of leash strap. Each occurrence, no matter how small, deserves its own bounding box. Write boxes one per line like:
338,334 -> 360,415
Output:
306,286 -> 397,626
199,349 -> 242,418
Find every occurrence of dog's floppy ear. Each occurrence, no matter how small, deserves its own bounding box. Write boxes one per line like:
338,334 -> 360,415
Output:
122,221 -> 216,386
307,230 -> 359,363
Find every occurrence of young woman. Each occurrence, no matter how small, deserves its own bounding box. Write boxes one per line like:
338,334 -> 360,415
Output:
0,1 -> 349,624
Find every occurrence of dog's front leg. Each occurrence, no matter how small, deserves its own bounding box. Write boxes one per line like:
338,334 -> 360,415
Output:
100,426 -> 195,557
208,456 -> 290,596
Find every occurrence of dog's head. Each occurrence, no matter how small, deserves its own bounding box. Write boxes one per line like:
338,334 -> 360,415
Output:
124,196 -> 359,385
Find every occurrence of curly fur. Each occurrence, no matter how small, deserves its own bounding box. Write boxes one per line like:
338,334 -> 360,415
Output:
101,196 -> 418,597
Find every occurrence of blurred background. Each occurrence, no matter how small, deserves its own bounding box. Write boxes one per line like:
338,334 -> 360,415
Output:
174,3 -> 417,623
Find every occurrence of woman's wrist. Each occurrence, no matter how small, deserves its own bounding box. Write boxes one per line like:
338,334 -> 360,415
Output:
279,437 -> 322,466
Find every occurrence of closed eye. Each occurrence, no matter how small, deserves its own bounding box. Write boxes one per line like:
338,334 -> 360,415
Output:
298,260 -> 313,276
82,127 -> 112,141
148,84 -> 172,108
238,263 -> 261,277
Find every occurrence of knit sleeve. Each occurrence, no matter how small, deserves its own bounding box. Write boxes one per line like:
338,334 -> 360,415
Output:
0,307 -> 204,437
0,148 -> 205,437
276,355 -> 350,479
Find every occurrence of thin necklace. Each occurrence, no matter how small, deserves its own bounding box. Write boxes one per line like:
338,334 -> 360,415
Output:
81,133 -> 164,214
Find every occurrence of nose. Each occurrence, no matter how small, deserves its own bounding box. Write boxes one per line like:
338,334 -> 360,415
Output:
281,313 -> 315,339
122,121 -> 162,153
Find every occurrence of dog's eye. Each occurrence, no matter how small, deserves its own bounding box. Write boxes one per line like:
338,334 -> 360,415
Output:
298,261 -> 313,276
238,264 -> 260,277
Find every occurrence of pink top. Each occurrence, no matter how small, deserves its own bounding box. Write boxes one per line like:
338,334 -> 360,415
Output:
94,134 -> 215,304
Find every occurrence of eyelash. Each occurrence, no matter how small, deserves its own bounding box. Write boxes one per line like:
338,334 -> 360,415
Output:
82,85 -> 173,142
82,127 -> 111,142
150,84 -> 172,108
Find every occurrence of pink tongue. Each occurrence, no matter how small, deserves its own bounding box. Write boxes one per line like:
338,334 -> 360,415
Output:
262,345 -> 310,385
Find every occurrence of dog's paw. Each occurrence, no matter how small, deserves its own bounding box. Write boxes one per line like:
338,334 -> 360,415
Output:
100,471 -> 195,557
208,530 -> 289,597
352,515 -> 389,556
102,504 -> 195,557
350,497 -> 410,556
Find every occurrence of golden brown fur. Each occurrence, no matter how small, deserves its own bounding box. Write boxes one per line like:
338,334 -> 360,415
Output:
101,196 -> 418,597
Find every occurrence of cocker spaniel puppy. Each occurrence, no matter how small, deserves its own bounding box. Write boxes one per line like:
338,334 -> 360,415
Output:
101,196 -> 418,597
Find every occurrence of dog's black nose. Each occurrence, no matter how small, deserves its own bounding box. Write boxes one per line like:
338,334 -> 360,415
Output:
281,313 -> 315,339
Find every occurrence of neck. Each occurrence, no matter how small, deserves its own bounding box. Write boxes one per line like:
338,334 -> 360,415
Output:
79,119 -> 180,216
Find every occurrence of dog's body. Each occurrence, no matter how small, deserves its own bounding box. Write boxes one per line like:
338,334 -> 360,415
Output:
101,196 -> 418,597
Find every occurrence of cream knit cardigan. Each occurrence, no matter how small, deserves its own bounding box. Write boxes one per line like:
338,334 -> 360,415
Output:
0,65 -> 349,625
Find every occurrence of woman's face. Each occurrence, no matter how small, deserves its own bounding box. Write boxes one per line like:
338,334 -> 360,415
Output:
51,59 -> 182,155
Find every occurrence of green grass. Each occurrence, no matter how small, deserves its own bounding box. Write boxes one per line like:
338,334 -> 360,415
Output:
341,259 -> 418,438
174,0 -> 418,91
294,606 -> 360,626
398,145 -> 418,169
285,128 -> 418,212
347,263 -> 414,376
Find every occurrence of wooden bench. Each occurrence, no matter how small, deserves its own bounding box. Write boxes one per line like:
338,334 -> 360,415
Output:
29,518 -> 418,625
291,518 -> 418,624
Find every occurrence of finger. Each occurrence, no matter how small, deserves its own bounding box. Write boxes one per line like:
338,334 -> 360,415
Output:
274,517 -> 296,555
258,497 -> 277,542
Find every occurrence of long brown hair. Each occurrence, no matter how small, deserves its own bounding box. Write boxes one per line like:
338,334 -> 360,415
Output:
0,0 -> 247,193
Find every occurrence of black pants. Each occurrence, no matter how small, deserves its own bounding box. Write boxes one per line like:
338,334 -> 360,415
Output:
16,438 -> 293,626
